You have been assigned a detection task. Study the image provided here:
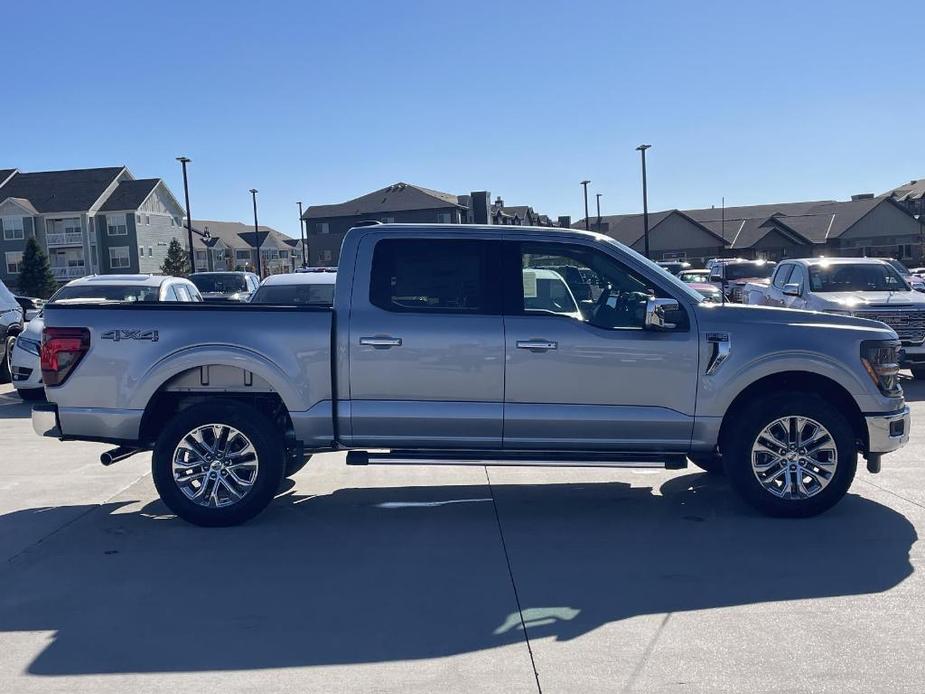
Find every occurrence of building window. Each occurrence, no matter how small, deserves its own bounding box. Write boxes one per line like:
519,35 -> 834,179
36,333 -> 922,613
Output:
136,214 -> 142,223
148,247 -> 153,257
235,250 -> 251,261
280,250 -> 289,259
2,216 -> 24,240
5,251 -> 23,274
139,247 -> 144,258
107,214 -> 127,236
145,215 -> 150,225
436,212 -> 452,224
319,222 -> 330,234
109,246 -> 131,269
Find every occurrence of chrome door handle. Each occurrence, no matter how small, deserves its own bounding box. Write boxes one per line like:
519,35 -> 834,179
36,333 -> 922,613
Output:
516,340 -> 558,351
359,336 -> 402,348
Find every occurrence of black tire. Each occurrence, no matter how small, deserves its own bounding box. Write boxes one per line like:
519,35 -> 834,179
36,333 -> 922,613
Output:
0,336 -> 13,384
285,454 -> 312,478
152,400 -> 285,527
688,452 -> 724,475
17,387 -> 46,401
724,391 -> 857,518
911,366 -> 925,380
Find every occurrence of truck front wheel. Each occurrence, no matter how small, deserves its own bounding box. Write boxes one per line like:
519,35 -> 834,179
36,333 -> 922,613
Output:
724,392 -> 857,517
152,400 -> 285,527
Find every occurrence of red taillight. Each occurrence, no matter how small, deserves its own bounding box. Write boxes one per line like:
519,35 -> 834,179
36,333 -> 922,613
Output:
41,327 -> 90,387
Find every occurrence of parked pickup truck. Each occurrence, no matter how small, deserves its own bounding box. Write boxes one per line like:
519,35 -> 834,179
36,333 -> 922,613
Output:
33,224 -> 910,526
749,257 -> 925,378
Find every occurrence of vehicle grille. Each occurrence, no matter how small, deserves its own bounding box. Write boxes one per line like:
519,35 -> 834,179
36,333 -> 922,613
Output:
856,309 -> 925,345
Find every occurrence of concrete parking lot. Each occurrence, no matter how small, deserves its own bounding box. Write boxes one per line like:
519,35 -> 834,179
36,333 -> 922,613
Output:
0,382 -> 923,693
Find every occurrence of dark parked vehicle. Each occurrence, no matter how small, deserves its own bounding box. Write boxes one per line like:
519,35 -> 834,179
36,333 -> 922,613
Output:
15,296 -> 44,321
0,279 -> 25,383
190,272 -> 260,302
657,260 -> 691,275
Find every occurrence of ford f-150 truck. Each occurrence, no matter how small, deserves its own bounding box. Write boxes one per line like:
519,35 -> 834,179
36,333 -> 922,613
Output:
33,224 -> 911,526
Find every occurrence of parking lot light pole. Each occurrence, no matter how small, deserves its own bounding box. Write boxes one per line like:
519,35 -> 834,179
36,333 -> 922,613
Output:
297,201 -> 307,268
250,189 -> 263,277
595,193 -> 603,227
581,180 -> 591,231
176,156 -> 194,272
636,144 -> 652,259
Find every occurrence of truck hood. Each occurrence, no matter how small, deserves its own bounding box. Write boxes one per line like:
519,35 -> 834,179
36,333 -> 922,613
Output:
809,290 -> 925,309
697,302 -> 898,338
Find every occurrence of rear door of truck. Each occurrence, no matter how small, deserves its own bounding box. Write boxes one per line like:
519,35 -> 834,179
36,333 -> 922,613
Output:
343,229 -> 505,449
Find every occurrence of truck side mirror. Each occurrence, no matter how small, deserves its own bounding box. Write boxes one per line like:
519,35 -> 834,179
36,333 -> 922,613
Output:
782,283 -> 802,297
644,298 -> 679,330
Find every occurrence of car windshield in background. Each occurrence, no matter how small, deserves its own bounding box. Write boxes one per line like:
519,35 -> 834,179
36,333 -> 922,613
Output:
725,263 -> 775,280
190,274 -> 247,293
679,271 -> 711,283
809,264 -> 909,292
250,284 -> 335,306
51,285 -> 161,302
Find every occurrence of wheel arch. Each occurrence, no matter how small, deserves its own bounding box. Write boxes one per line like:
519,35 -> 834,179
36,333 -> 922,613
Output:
718,371 -> 867,454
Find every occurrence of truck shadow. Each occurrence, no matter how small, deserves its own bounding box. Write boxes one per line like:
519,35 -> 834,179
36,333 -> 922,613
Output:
0,473 -> 915,675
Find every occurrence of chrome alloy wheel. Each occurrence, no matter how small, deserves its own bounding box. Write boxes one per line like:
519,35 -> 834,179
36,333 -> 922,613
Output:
172,424 -> 259,508
751,416 -> 838,500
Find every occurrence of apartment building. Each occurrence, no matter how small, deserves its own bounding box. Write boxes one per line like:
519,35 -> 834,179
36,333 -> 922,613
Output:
0,166 -> 186,289
189,219 -> 302,276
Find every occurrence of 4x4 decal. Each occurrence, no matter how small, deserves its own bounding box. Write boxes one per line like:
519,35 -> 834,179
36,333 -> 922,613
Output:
100,329 -> 159,343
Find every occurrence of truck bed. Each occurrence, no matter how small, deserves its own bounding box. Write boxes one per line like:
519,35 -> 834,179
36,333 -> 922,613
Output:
40,302 -> 334,447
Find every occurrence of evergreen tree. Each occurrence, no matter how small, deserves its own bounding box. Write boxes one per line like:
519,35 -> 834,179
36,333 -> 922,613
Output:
17,237 -> 58,298
161,238 -> 190,276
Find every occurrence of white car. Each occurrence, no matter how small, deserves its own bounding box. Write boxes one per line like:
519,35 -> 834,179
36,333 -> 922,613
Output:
758,257 -> 925,377
249,271 -> 337,306
10,274 -> 201,400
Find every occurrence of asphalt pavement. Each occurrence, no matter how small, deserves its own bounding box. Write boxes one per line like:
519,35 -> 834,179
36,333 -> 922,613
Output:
0,382 -> 922,693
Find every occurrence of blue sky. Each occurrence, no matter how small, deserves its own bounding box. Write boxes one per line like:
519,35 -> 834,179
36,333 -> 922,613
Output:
4,0 -> 922,236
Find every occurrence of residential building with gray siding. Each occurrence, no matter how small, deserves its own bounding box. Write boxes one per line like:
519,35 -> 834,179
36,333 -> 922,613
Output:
0,166 -> 186,290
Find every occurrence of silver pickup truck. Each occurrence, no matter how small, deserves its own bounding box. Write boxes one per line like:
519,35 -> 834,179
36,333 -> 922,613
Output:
33,224 -> 910,526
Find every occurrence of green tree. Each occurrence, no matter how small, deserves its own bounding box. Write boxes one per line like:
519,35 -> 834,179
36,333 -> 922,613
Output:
161,238 -> 190,276
17,237 -> 58,298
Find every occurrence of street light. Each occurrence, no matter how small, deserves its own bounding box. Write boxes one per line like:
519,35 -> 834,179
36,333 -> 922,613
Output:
580,180 -> 591,231
176,156 -> 194,272
297,201 -> 307,268
595,193 -> 603,226
250,188 -> 263,277
636,144 -> 652,259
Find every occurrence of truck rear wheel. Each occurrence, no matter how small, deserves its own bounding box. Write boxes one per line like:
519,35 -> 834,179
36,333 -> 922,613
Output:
152,400 -> 285,527
724,392 -> 857,517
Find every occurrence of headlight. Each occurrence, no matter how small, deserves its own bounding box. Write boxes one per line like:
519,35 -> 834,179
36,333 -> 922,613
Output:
15,336 -> 41,356
861,340 -> 901,396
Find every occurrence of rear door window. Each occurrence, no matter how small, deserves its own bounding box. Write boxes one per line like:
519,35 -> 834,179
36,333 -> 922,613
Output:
369,239 -> 501,314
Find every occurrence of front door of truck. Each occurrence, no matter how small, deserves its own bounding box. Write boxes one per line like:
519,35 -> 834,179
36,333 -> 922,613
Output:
346,235 -> 505,448
502,239 -> 699,451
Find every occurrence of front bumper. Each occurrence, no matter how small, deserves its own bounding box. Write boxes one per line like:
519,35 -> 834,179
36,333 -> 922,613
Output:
866,405 -> 910,455
32,403 -> 61,438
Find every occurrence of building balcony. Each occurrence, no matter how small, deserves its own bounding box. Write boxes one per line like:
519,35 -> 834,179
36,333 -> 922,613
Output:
47,231 -> 84,247
52,266 -> 89,280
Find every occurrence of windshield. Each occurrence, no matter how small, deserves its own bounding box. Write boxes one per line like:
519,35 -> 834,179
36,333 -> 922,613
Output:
885,259 -> 910,276
725,263 -> 775,280
51,284 -> 161,302
250,283 -> 335,306
679,271 -> 711,283
190,274 -> 248,293
809,263 -> 910,292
